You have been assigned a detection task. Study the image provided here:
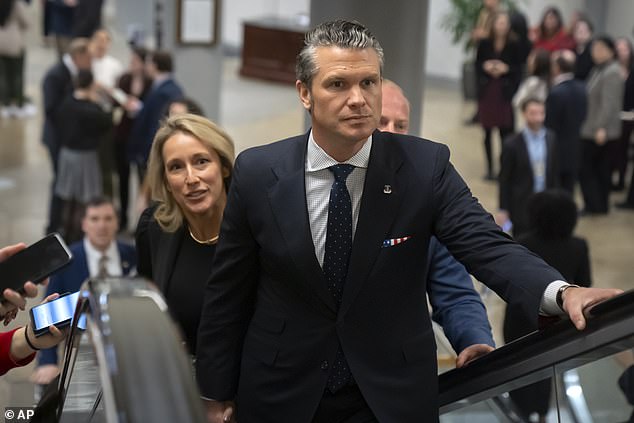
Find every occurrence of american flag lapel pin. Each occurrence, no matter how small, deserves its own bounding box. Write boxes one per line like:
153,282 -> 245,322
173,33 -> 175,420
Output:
383,184 -> 392,194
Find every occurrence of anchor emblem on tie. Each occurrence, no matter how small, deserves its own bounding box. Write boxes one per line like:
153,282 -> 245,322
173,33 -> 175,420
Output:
383,185 -> 392,194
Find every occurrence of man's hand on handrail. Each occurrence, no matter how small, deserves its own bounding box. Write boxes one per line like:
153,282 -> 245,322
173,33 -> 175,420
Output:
562,287 -> 624,330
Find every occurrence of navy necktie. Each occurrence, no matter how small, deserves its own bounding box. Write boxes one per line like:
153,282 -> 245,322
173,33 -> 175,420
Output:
323,164 -> 354,393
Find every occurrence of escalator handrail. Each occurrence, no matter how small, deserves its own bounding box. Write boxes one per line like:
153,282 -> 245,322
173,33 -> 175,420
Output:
438,289 -> 634,413
57,277 -> 206,422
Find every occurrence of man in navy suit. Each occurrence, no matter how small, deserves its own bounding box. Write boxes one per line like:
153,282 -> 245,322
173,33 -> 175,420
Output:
380,79 -> 494,364
41,38 -> 92,235
196,20 -> 621,423
127,50 -> 183,179
498,98 -> 559,236
31,197 -> 136,385
545,50 -> 588,194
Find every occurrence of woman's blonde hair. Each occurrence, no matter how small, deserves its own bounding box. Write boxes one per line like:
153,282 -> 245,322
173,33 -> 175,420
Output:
146,113 -> 235,232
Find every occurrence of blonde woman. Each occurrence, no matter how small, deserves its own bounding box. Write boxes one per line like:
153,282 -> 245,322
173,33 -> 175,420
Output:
135,114 -> 234,355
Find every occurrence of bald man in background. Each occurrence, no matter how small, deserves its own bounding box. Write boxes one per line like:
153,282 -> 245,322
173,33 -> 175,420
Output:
379,79 -> 495,366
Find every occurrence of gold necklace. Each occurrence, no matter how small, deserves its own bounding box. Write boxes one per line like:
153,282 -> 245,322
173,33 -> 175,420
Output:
188,227 -> 219,245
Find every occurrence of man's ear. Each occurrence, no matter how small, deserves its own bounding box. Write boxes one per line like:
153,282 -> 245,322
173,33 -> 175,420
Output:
296,80 -> 312,112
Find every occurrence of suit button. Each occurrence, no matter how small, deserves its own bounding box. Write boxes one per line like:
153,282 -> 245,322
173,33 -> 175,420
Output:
320,360 -> 329,371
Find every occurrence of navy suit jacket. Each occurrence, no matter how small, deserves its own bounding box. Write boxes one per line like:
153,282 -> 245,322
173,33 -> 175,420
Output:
41,61 -> 73,155
499,130 -> 559,236
196,130 -> 562,422
427,237 -> 494,352
38,240 -> 136,366
128,78 -> 183,165
545,78 -> 587,174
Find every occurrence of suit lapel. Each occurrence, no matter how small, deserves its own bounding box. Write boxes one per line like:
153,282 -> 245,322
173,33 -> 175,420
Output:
267,134 -> 337,318
77,245 -> 90,282
116,242 -> 133,275
339,131 -> 406,318
155,227 -> 185,293
518,134 -> 533,179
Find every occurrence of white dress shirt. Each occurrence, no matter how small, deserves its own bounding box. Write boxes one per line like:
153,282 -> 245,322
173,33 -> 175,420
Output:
92,54 -> 124,89
303,131 -> 566,315
305,131 -> 371,267
62,53 -> 79,78
83,238 -> 123,277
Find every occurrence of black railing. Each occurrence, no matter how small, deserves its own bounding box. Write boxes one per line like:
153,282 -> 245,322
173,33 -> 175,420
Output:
47,279 -> 634,421
439,289 -> 634,415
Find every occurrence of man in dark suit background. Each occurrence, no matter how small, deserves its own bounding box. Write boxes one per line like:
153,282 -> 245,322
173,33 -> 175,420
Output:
31,197 -> 136,386
196,20 -> 621,423
41,38 -> 92,235
498,98 -> 559,237
126,51 -> 183,180
545,49 -> 588,194
380,79 -> 495,364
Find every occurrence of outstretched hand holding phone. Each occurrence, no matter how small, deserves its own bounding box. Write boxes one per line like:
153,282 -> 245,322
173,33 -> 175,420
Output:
0,234 -> 72,308
10,293 -> 66,362
1,243 -> 41,325
1,243 -> 68,375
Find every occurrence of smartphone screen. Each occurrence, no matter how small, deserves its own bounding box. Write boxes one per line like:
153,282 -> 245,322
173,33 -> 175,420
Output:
30,291 -> 86,336
0,233 -> 72,298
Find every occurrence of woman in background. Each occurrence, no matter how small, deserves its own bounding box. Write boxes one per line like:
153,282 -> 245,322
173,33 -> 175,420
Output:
476,11 -> 522,180
612,37 -> 634,191
532,7 -> 575,52
572,17 -> 595,80
136,114 -> 234,356
55,69 -> 113,242
513,48 -> 551,111
616,36 -> 634,210
113,47 -> 153,231
579,35 -> 624,214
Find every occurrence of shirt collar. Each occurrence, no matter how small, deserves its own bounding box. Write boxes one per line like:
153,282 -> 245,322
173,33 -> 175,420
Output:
523,127 -> 546,140
306,130 -> 372,172
62,53 -> 79,77
83,237 -> 118,261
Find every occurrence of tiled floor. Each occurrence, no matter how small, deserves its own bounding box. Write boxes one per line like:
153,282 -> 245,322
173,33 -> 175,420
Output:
1,5 -> 633,414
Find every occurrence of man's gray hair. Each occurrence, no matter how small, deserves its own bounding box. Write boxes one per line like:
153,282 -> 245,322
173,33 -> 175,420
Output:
296,19 -> 384,87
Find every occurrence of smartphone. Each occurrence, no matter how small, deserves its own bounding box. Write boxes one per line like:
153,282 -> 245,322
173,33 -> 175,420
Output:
0,233 -> 72,299
30,291 -> 87,337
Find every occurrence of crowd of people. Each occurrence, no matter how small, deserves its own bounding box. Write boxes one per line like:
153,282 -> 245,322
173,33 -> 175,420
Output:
470,2 -> 633,420
0,2 -> 632,422
39,35 -> 192,241
471,1 -> 634,219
